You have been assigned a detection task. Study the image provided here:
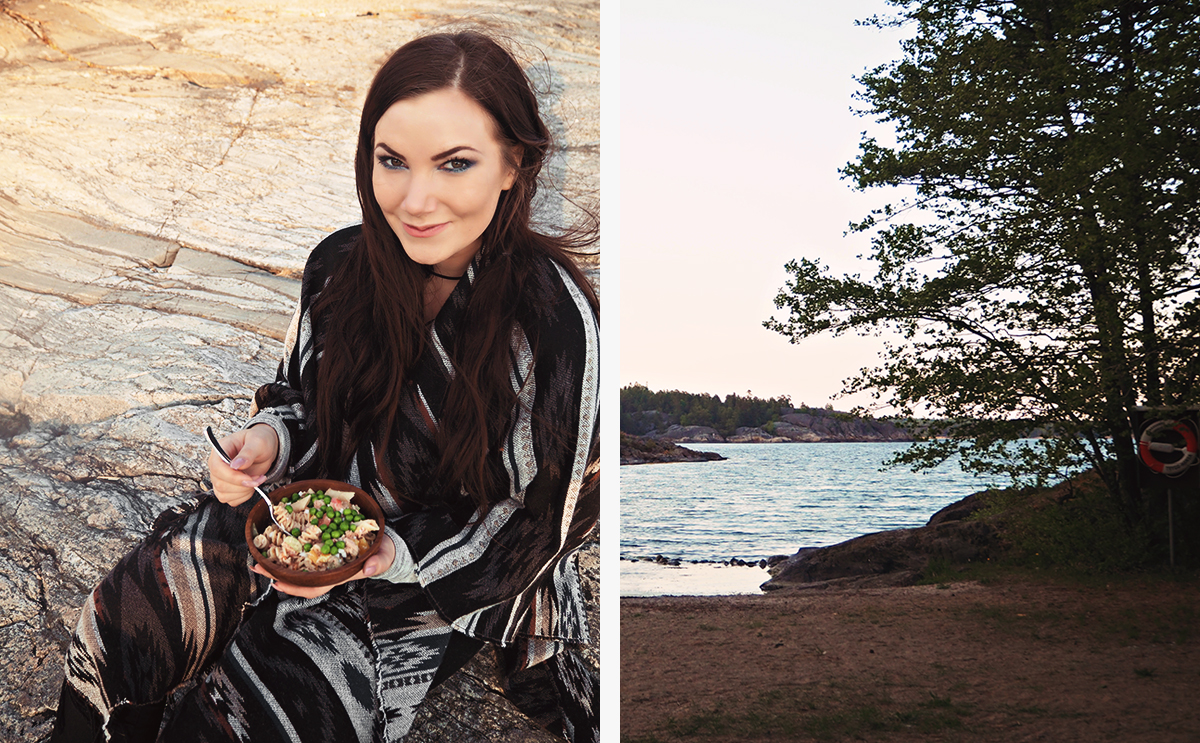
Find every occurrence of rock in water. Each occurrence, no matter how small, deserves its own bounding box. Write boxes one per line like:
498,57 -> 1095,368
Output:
761,493 -> 999,591
0,2 -> 599,740
620,433 -> 726,465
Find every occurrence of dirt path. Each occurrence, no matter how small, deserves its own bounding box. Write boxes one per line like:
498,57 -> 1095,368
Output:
621,577 -> 1199,742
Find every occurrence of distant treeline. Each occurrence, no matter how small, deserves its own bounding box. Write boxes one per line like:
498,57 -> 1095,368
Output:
621,383 -> 797,437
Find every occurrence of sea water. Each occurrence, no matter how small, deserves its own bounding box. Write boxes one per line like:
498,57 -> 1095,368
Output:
620,442 -> 999,596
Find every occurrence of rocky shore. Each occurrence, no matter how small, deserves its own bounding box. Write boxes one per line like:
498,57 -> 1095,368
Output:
0,2 -> 597,741
619,432 -> 725,465
618,408 -> 912,461
622,554 -> 776,568
628,409 -> 912,444
622,490 -> 1001,592
761,491 -> 998,591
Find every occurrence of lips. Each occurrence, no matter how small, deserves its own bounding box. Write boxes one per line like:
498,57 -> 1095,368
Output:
402,221 -> 449,238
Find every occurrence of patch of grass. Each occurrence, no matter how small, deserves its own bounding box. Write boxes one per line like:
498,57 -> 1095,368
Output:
838,606 -> 899,625
1013,705 -> 1049,715
919,555 -> 955,584
696,623 -> 719,632
917,553 -> 1009,586
974,476 -> 1160,573
1127,601 -> 1198,645
968,604 -> 1010,623
805,705 -> 888,739
665,691 -> 814,738
807,693 -> 971,739
1068,590 -> 1200,646
656,688 -> 973,740
1119,608 -> 1143,641
963,603 -> 1070,639
1134,667 -> 1157,678
1160,603 -> 1197,644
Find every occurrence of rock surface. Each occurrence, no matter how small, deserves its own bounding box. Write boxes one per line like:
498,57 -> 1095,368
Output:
0,2 -> 598,741
761,492 -> 1000,591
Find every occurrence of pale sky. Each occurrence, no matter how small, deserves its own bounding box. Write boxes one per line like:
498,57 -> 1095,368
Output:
620,0 -> 910,410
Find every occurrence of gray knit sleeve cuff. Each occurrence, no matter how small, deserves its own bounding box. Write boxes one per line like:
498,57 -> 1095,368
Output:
371,526 -> 419,584
243,412 -> 291,484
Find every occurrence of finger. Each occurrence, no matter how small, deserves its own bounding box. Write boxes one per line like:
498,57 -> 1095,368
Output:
272,580 -> 332,599
208,458 -> 253,504
361,557 -> 379,577
363,554 -> 390,578
213,430 -> 251,470
361,534 -> 396,578
227,437 -> 255,471
233,426 -> 279,475
207,435 -> 264,506
209,451 -> 255,488
250,562 -> 346,598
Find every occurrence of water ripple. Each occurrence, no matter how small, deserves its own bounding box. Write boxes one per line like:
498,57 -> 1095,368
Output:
621,442 -> 995,563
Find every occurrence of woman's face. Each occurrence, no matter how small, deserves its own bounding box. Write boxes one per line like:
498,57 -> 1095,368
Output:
372,87 -> 517,277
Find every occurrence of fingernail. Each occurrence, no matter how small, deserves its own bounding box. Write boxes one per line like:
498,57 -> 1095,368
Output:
364,563 -> 376,576
230,457 -> 247,469
241,479 -> 255,487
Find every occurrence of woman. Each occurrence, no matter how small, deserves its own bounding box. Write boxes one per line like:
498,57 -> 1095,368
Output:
51,30 -> 599,743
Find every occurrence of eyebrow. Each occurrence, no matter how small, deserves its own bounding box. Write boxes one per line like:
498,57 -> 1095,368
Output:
374,143 -> 482,161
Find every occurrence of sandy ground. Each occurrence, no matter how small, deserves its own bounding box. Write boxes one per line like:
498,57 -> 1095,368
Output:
620,576 -> 1200,742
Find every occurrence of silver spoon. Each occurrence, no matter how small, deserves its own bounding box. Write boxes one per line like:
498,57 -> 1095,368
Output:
206,426 -> 289,533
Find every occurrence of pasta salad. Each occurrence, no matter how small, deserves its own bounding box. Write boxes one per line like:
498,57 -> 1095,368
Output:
252,488 -> 380,573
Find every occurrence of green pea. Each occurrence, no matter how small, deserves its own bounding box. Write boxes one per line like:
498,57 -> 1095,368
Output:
336,540 -> 345,550
321,544 -> 331,555
290,528 -> 300,537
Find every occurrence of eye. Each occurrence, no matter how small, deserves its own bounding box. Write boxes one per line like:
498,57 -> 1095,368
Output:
441,157 -> 475,173
376,155 -> 406,171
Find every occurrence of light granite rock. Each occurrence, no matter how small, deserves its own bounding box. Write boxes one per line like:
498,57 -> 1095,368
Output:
0,1 -> 599,740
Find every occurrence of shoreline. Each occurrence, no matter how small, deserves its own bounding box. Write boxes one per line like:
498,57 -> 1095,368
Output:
620,558 -> 769,597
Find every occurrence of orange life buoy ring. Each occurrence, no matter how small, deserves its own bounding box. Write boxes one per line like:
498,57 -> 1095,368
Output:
1138,419 -> 1198,476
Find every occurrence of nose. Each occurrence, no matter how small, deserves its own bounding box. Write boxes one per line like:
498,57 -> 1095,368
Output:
401,170 -> 437,217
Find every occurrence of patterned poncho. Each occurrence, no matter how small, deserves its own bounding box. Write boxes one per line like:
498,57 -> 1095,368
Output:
247,225 -> 600,666
56,224 -> 599,743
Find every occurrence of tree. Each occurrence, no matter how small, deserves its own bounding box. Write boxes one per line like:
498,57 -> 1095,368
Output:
619,385 -> 794,437
766,1 -> 1200,527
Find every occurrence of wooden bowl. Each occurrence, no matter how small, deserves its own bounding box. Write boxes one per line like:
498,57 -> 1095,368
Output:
245,479 -> 385,587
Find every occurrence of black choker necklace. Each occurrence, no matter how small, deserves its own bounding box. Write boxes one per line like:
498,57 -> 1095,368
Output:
425,266 -> 465,281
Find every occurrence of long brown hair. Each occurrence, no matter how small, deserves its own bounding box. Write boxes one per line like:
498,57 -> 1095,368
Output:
311,31 -> 597,514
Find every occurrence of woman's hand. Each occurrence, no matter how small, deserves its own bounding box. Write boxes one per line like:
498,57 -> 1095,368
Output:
254,532 -> 397,599
208,424 -> 279,507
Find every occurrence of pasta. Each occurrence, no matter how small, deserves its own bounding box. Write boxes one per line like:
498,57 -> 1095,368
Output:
252,488 -> 379,573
